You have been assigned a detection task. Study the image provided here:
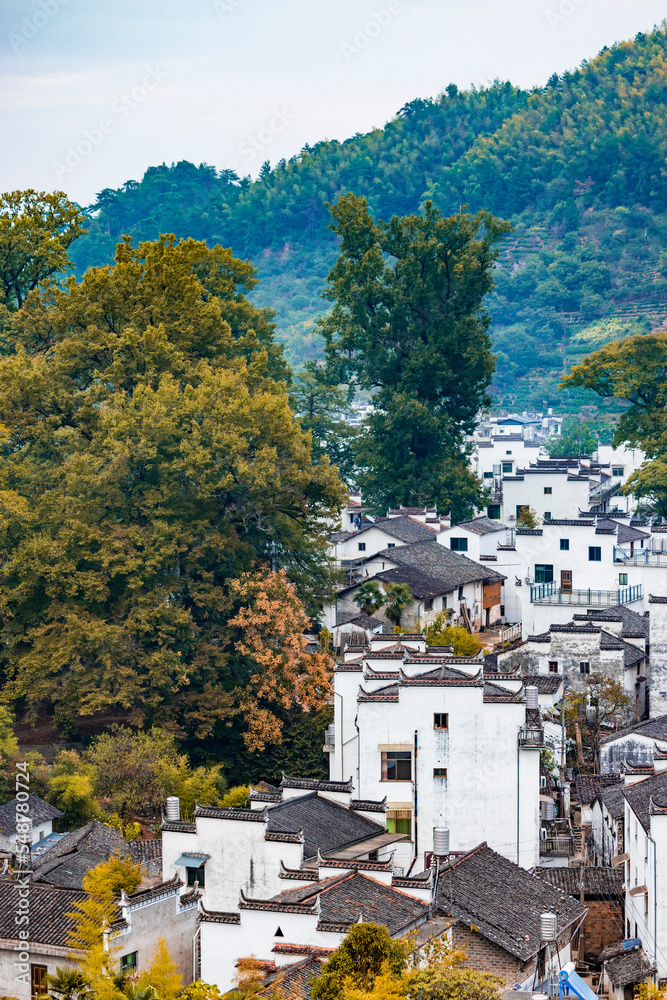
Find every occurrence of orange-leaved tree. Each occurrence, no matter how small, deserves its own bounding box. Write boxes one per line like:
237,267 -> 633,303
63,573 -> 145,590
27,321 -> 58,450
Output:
228,568 -> 333,752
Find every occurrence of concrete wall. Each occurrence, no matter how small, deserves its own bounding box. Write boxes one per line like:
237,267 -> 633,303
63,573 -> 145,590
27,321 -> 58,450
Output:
110,890 -> 199,982
650,601 -> 667,719
0,944 -> 81,999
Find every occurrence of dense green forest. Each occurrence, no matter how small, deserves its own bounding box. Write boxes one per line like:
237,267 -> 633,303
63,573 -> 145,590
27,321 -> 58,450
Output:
71,25 -> 667,414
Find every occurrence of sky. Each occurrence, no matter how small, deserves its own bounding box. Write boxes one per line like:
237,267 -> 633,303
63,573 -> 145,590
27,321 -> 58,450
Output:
1,0 -> 666,206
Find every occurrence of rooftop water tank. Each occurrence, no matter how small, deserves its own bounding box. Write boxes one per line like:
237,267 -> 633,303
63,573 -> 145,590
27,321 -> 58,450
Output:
526,685 -> 539,710
433,828 -> 450,857
166,796 -> 180,821
540,912 -> 558,942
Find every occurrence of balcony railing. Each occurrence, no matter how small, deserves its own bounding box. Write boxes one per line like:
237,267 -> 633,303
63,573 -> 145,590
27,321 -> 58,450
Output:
519,727 -> 545,748
541,836 -> 573,857
614,547 -> 667,566
498,622 -> 522,644
530,582 -> 643,606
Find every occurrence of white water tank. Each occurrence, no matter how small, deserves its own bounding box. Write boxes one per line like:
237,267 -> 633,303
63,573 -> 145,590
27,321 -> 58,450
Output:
166,796 -> 180,821
540,912 -> 558,941
525,685 -> 539,710
545,800 -> 556,821
433,828 -> 450,856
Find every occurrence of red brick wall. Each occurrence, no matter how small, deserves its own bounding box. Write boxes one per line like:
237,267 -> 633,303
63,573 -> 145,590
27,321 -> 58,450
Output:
580,900 -> 624,961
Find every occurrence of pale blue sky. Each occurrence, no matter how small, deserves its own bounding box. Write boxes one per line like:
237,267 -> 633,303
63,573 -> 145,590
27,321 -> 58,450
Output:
1,0 -> 665,205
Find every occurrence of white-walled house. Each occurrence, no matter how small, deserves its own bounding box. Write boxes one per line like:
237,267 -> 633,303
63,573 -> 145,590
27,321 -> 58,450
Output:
620,768 -> 667,980
327,538 -> 505,632
0,794 -> 62,848
600,717 -> 667,773
329,633 -> 543,871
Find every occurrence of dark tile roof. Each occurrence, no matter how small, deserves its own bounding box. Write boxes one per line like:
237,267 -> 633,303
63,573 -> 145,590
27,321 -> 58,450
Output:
623,769 -> 667,832
377,539 -> 505,589
337,614 -> 383,630
199,904 -> 241,924
453,517 -> 504,536
33,820 -> 129,889
435,844 -> 585,961
525,674 -> 563,695
595,782 -> 627,820
257,955 -> 325,999
161,819 -> 196,833
574,606 -> 650,638
266,792 -> 385,860
357,515 -> 436,544
268,871 -> 428,935
599,631 -> 625,651
193,804 -> 266,821
0,793 -> 62,836
376,566 -> 454,599
600,715 -> 667,747
129,840 -> 162,864
574,774 -> 622,807
624,642 -> 645,668
535,866 -> 623,898
280,775 -> 353,793
617,523 -> 649,543
0,881 -> 86,947
603,944 -> 656,987
349,798 -> 387,813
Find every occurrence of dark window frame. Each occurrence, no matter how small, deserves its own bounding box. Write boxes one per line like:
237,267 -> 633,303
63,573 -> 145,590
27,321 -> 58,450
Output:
433,713 -> 449,730
381,750 -> 412,782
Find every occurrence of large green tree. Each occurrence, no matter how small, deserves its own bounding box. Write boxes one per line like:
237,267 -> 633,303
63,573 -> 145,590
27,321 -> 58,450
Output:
546,415 -> 598,457
560,332 -> 667,513
319,195 -> 510,519
0,232 -> 344,741
288,361 -> 358,481
0,190 -> 86,310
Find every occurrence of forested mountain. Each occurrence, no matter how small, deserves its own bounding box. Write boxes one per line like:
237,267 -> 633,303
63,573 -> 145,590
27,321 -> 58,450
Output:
71,25 -> 667,415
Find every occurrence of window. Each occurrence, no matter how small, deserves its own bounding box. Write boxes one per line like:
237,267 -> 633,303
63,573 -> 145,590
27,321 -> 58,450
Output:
612,467 -> 624,477
560,539 -> 570,551
187,864 -> 206,887
487,504 -> 501,519
619,572 -> 628,586
589,546 -> 601,562
502,462 -> 513,474
506,450 -> 512,455
534,564 -> 554,584
483,471 -> 494,479
548,661 -> 558,674
580,661 -> 590,675
457,585 -> 464,600
387,543 -> 395,548
424,598 -> 434,612
433,768 -> 448,778
358,542 -> 366,552
544,487 -> 552,495
450,537 -> 468,552
120,954 -> 138,975
544,512 -> 551,520
31,966 -> 48,998
434,713 -> 449,730
381,751 -> 411,781
387,809 -> 412,835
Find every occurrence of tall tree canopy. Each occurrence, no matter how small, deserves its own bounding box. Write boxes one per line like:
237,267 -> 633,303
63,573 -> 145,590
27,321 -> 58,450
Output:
319,195 -> 511,517
0,231 -> 344,744
0,190 -> 86,310
560,332 -> 667,513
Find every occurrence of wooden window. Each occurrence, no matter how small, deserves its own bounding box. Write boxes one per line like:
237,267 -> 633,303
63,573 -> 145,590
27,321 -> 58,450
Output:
580,661 -> 590,675
544,487 -> 552,495
358,542 -> 366,551
433,713 -> 449,730
433,768 -> 447,778
381,751 -> 411,781
548,661 -> 558,674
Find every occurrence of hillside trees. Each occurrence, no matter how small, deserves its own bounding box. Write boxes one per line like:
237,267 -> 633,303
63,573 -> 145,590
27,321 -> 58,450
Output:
560,332 -> 667,513
0,231 -> 344,748
320,195 -> 510,518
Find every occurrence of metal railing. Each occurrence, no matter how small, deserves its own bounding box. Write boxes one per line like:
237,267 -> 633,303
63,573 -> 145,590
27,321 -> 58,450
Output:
614,548 -> 667,566
541,835 -> 573,857
530,582 -> 642,606
519,727 -> 545,748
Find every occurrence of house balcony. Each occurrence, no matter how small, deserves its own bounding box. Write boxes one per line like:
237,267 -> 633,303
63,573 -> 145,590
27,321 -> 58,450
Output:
518,727 -> 545,748
614,547 -> 667,566
529,582 -> 643,606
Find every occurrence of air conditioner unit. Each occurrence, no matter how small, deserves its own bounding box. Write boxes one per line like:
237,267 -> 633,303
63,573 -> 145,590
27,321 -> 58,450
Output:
508,514 -> 516,521
525,577 -> 534,585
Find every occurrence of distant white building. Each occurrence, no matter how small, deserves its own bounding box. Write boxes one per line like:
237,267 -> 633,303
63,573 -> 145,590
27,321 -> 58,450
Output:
329,633 -> 543,871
